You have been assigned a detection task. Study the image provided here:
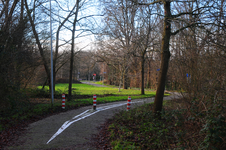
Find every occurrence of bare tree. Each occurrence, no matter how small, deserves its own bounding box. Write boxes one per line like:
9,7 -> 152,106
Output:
96,39 -> 132,91
53,0 -> 81,93
168,0 -> 226,102
131,0 -> 217,115
132,5 -> 160,94
98,0 -> 138,89
25,0 -> 52,94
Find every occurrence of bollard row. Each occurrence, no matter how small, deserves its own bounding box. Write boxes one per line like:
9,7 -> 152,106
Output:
61,94 -> 132,111
92,95 -> 131,111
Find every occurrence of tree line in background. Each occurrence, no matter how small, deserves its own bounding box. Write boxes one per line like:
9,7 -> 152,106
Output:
0,0 -> 225,114
96,0 -> 226,113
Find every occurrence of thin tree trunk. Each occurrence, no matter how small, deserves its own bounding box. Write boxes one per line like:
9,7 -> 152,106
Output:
153,1 -> 171,114
147,55 -> 151,88
141,54 -> 145,95
68,0 -> 79,100
68,19 -> 76,100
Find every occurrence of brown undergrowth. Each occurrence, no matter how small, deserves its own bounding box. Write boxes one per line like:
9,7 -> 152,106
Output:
92,98 -> 226,150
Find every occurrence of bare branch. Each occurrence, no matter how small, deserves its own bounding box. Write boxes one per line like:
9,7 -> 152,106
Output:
131,0 -> 162,6
77,14 -> 104,22
171,23 -> 198,35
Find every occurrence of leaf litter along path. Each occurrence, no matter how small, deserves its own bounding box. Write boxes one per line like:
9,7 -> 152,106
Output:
4,85 -> 181,150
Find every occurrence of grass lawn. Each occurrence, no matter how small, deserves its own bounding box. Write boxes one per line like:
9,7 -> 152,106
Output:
38,83 -> 157,96
35,83 -> 171,108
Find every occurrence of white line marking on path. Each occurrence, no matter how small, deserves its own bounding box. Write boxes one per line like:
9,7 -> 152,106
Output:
46,100 -> 146,144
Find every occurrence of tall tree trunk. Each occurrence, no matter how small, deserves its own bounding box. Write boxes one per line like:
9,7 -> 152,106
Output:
141,54 -> 145,95
147,53 -> 152,88
68,0 -> 79,100
153,1 -> 171,114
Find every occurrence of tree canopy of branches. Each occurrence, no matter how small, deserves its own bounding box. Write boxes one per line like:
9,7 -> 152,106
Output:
97,0 -> 141,90
96,0 -> 225,116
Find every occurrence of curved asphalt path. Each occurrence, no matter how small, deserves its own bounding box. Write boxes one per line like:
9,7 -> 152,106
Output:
6,83 -> 182,150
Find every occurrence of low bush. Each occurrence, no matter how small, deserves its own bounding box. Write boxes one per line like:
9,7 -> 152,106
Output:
106,99 -> 226,149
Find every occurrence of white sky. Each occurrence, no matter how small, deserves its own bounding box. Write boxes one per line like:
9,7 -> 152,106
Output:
55,0 -> 101,51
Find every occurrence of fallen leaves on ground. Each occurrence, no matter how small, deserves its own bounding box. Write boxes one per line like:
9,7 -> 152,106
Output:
0,121 -> 28,149
91,119 -> 113,150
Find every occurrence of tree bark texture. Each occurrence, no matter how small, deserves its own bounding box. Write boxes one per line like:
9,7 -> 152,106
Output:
154,1 -> 171,114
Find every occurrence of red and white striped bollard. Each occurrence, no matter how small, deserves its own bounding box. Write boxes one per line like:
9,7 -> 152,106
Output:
62,94 -> 65,109
93,94 -> 97,110
127,96 -> 131,111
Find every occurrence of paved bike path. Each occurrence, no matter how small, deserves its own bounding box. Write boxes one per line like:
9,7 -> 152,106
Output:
6,85 -> 181,150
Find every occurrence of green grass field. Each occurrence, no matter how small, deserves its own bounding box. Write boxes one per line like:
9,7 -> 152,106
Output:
0,83 -> 166,134
39,83 -> 156,96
